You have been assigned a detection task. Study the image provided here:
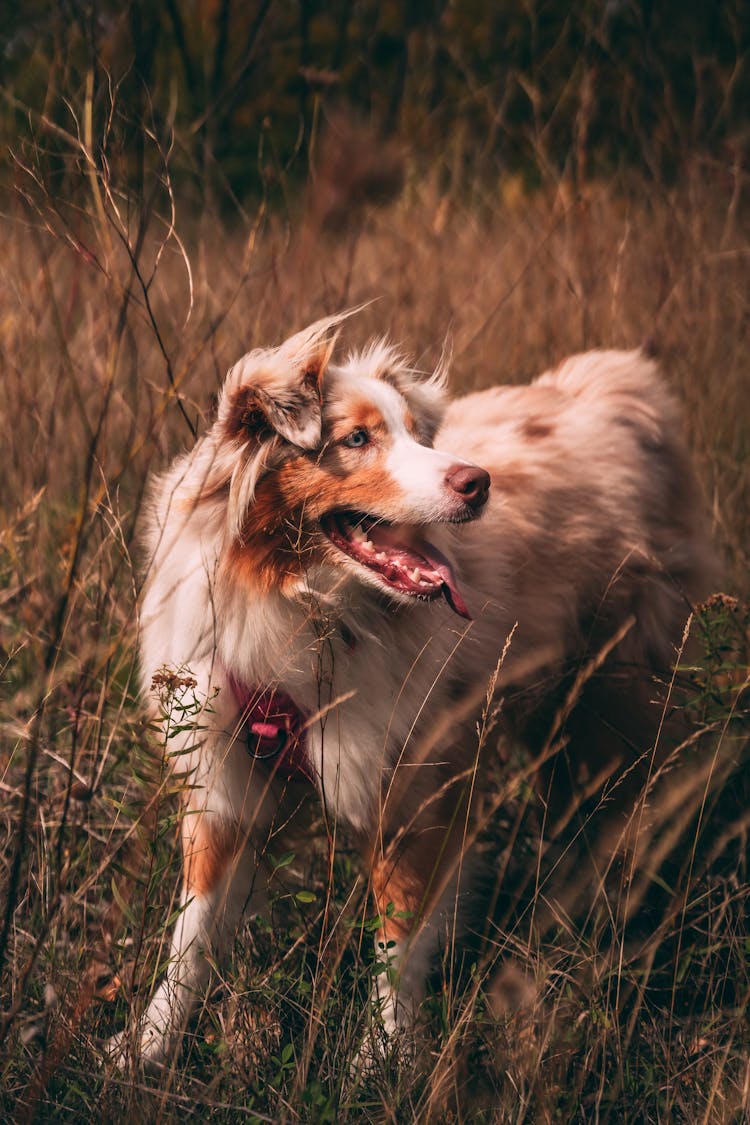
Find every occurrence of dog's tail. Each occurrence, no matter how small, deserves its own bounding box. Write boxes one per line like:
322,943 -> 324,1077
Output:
537,347 -> 680,445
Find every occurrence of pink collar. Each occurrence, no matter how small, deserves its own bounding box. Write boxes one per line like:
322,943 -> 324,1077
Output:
225,673 -> 314,783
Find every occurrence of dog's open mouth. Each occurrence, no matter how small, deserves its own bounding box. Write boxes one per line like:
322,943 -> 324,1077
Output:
320,511 -> 471,619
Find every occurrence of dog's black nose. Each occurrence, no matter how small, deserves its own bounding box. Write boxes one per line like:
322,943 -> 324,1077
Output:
445,464 -> 491,508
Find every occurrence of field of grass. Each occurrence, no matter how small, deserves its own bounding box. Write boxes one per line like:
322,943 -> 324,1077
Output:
1,145 -> 749,1122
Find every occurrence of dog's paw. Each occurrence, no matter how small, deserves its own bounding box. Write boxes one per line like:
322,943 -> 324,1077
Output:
347,1020 -> 419,1092
346,984 -> 419,1082
102,1028 -> 130,1070
102,1024 -> 169,1071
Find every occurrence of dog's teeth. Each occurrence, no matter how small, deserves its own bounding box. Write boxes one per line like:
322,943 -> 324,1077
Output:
375,552 -> 387,561
361,540 -> 374,553
410,568 -> 421,582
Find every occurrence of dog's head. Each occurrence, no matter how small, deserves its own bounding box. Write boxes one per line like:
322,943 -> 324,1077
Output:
206,314 -> 489,617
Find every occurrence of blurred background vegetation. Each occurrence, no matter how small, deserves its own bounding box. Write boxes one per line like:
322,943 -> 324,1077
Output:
3,0 -> 749,213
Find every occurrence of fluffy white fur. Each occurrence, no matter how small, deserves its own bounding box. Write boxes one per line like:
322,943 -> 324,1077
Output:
109,317 -> 714,1066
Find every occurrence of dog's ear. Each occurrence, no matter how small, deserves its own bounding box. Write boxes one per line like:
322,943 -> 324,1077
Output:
221,313 -> 346,449
398,347 -> 450,445
359,337 -> 449,445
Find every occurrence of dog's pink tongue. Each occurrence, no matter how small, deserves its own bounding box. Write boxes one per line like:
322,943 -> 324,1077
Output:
439,575 -> 472,619
431,555 -> 472,621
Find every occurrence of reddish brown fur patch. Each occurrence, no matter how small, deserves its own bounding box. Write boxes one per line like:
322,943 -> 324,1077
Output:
224,474 -> 314,595
371,856 -> 424,942
225,535 -> 308,596
182,811 -> 239,897
403,409 -> 420,439
225,386 -> 274,442
330,400 -> 388,442
225,448 -> 408,594
302,355 -> 327,394
522,417 -> 555,440
273,456 -> 399,518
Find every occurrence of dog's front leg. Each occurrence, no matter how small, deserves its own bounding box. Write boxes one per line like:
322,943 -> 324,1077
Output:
368,792 -> 474,1042
108,798 -> 262,1067
370,854 -> 433,1038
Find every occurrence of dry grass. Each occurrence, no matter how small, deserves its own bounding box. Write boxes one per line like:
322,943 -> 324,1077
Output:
1,136 -> 749,1122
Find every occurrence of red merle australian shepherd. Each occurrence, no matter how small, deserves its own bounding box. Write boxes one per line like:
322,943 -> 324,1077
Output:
109,313 -> 714,1065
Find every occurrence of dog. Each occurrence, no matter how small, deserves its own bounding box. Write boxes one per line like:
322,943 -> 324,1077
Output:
108,314 -> 714,1065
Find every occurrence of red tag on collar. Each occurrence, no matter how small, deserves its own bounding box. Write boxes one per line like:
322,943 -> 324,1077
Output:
226,674 -> 315,783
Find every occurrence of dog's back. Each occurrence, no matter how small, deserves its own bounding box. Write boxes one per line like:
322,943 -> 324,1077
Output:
433,350 -> 717,917
440,349 -> 714,677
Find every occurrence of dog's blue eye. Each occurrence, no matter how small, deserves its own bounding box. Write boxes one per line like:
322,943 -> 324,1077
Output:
343,429 -> 369,449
